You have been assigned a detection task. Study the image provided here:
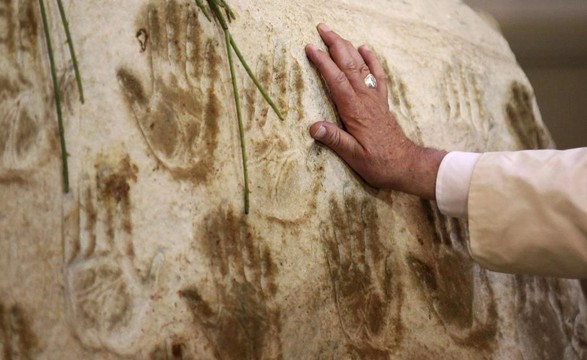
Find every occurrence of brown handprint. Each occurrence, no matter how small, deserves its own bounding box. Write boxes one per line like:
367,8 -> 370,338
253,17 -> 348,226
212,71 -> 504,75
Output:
64,154 -> 164,355
437,61 -> 493,150
505,82 -> 552,150
117,0 -> 225,183
381,59 -> 423,144
407,201 -> 497,350
180,208 -> 282,359
0,0 -> 52,182
0,301 -> 38,359
321,186 -> 403,359
244,44 -> 324,222
513,276 -> 584,360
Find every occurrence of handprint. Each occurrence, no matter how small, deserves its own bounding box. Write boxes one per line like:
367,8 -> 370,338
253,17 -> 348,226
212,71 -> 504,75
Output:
407,201 -> 497,349
438,61 -> 492,150
551,279 -> 587,359
180,208 -> 282,359
64,154 -> 163,355
0,0 -> 52,181
0,302 -> 38,359
244,45 -> 324,222
117,0 -> 226,183
505,82 -> 552,150
381,59 -> 423,144
321,186 -> 402,358
514,276 -> 585,360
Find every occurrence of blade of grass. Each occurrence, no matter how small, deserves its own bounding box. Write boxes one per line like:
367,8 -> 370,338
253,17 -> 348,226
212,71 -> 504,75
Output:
55,0 -> 84,103
196,0 -> 285,213
225,30 -> 249,214
195,0 -> 211,21
228,36 -> 284,121
206,0 -> 283,120
39,0 -> 69,193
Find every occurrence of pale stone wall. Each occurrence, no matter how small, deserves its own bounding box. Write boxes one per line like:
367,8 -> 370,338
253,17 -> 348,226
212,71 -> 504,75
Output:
0,0 -> 585,359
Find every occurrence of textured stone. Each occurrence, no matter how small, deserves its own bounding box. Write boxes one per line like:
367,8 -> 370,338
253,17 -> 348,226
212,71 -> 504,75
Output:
0,0 -> 585,359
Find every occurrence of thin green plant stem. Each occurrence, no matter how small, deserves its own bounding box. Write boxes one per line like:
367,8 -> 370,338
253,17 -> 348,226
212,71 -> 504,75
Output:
201,0 -> 283,121
39,0 -> 69,193
195,0 -> 211,21
225,30 -> 249,214
206,0 -> 229,29
196,0 -> 285,213
55,0 -> 84,103
228,35 -> 284,121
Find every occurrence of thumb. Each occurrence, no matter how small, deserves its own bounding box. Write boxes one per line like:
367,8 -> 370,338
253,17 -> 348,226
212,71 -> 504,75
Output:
310,121 -> 362,164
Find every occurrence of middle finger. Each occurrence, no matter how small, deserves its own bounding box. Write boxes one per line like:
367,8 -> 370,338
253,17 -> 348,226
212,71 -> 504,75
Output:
317,23 -> 371,89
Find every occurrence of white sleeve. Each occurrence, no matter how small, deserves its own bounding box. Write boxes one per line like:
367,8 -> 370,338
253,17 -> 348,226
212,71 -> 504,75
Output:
435,151 -> 481,218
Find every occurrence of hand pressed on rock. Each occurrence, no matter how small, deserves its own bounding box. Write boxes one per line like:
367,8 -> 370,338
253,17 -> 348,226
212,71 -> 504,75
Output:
305,24 -> 446,200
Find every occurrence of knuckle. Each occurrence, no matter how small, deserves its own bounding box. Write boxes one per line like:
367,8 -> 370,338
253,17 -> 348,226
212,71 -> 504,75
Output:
359,64 -> 371,74
344,60 -> 358,72
333,71 -> 348,85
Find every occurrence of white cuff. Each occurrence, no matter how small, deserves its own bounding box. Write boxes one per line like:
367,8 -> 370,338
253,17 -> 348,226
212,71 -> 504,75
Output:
436,151 -> 481,218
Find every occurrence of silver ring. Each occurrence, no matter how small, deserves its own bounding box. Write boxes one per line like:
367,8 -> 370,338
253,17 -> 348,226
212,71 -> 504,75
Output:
364,73 -> 377,89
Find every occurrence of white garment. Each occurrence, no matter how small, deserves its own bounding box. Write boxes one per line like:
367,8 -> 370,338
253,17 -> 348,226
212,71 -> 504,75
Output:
435,149 -> 587,278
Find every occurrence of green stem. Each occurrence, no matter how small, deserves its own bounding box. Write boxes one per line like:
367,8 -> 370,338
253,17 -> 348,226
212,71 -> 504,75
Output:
55,0 -> 84,103
201,0 -> 284,121
39,0 -> 69,193
225,30 -> 249,214
217,0 -> 235,21
194,0 -> 211,21
206,0 -> 229,30
229,36 -> 284,121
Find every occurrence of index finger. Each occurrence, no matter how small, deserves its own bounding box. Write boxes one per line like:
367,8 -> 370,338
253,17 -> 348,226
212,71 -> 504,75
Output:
305,44 -> 356,102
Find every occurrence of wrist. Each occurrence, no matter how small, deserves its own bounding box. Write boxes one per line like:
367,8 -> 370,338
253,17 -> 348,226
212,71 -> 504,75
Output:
396,145 -> 447,200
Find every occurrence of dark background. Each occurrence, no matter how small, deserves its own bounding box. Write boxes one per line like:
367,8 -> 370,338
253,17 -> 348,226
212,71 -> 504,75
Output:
465,0 -> 587,149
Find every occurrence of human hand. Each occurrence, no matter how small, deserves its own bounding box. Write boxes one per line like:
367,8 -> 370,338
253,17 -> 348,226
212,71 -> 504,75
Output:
305,24 -> 446,200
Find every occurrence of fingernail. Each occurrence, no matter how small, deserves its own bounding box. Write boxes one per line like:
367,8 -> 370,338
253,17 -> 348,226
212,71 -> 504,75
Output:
314,125 -> 326,139
319,23 -> 331,32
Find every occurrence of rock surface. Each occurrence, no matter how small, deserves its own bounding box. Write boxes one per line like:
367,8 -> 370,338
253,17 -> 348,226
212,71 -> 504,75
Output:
0,0 -> 586,359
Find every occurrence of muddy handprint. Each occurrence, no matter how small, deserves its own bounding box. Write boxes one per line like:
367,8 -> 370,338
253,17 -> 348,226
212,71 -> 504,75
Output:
513,276 -> 585,360
0,0 -> 52,181
321,186 -> 402,358
505,82 -> 552,150
437,61 -> 493,150
0,302 -> 38,359
381,59 -> 423,144
244,44 -> 324,222
407,201 -> 497,349
180,208 -> 282,359
117,0 -> 226,183
64,154 -> 163,355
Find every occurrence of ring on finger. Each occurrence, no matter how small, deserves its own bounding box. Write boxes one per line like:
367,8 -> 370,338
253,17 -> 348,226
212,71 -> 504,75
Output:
364,73 -> 377,89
